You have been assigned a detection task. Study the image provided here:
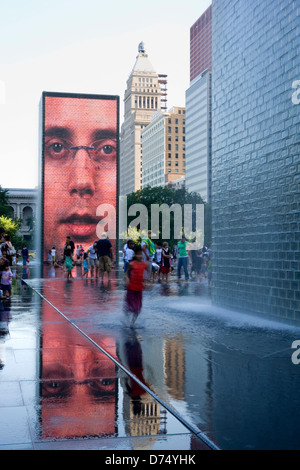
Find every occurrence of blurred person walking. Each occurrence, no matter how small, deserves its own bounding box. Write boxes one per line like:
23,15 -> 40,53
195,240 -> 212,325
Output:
124,246 -> 147,327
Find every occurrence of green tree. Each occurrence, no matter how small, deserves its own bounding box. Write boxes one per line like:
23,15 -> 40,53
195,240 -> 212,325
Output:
0,186 -> 11,218
125,186 -> 211,248
0,186 -> 28,250
0,215 -> 24,249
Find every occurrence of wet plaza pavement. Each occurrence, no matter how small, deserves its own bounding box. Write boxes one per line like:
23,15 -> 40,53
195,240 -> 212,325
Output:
1,263 -> 300,450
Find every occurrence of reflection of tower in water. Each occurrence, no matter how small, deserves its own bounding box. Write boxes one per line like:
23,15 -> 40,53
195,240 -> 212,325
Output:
121,330 -> 167,439
164,334 -> 185,400
129,398 -> 167,437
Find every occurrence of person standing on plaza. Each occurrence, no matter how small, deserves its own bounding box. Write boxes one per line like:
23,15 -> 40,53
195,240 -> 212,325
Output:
63,243 -> 73,279
65,236 -> 75,256
124,246 -> 148,327
124,240 -> 135,273
21,244 -> 28,266
88,241 -> 98,277
1,263 -> 13,299
177,235 -> 189,281
51,246 -> 56,266
141,230 -> 156,280
2,236 -> 15,266
161,241 -> 171,283
122,239 -> 130,271
82,252 -> 89,278
79,245 -> 84,264
172,243 -> 178,268
155,241 -> 163,282
96,232 -> 113,283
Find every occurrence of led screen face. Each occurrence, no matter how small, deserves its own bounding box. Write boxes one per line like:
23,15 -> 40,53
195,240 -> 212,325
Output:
42,93 -> 118,262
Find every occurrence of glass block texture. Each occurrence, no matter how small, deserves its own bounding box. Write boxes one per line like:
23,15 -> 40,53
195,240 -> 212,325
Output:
211,0 -> 300,321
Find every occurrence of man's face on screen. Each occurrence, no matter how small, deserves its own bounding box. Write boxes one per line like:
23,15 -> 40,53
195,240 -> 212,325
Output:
43,96 -> 117,256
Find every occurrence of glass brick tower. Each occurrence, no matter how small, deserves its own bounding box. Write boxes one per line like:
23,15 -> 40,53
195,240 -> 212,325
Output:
212,0 -> 300,322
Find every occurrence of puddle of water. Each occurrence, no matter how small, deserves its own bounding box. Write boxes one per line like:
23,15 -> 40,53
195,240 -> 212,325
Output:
2,265 -> 300,449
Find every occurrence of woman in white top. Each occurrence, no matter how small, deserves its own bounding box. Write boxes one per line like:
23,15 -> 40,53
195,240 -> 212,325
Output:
88,242 -> 98,277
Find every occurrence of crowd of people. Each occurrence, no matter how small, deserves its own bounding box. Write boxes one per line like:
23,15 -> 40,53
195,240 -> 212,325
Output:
122,231 -> 212,286
0,232 -> 14,300
0,228 -> 31,301
49,229 -> 213,286
45,230 -> 212,327
47,233 -> 114,282
1,221 -> 212,329
121,231 -> 212,326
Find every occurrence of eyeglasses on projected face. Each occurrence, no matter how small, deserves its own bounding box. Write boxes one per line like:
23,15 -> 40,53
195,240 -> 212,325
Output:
45,139 -> 117,167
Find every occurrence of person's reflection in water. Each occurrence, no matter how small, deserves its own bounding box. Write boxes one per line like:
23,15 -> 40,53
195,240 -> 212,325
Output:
177,280 -> 189,296
160,283 -> 171,297
48,266 -> 56,278
22,266 -> 30,280
123,329 -> 150,414
20,268 -> 33,302
0,300 -> 10,370
99,279 -> 112,293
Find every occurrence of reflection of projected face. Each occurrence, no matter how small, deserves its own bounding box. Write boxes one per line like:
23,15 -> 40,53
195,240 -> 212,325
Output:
42,332 -> 116,438
42,346 -> 115,399
44,96 -> 117,258
42,346 -> 116,438
40,281 -> 117,438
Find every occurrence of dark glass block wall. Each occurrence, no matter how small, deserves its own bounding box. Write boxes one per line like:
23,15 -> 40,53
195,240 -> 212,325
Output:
211,0 -> 300,321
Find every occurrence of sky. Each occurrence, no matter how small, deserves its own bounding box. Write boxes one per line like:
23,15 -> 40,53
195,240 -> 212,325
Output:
0,0 -> 212,190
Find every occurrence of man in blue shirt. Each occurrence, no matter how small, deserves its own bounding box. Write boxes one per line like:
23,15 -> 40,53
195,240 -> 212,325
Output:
21,245 -> 29,266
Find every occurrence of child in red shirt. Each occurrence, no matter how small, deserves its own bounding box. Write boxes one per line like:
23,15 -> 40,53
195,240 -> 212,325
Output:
124,246 -> 147,327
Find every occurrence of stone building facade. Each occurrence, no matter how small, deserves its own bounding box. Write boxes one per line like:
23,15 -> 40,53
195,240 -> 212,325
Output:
141,107 -> 186,188
6,188 -> 37,241
119,42 -> 164,195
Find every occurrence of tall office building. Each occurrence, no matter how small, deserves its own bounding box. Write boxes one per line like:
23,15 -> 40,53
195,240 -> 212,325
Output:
120,43 -> 166,195
190,5 -> 212,82
212,0 -> 300,321
141,107 -> 186,188
185,6 -> 212,201
185,71 -> 212,202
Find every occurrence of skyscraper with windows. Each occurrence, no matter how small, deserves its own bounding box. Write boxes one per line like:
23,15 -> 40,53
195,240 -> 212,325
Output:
185,6 -> 212,202
120,43 -> 166,195
141,107 -> 186,189
190,5 -> 212,82
185,71 -> 212,202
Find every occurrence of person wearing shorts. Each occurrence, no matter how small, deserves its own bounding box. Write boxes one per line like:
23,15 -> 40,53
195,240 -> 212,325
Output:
96,232 -> 113,283
88,242 -> 98,278
51,247 -> 56,265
